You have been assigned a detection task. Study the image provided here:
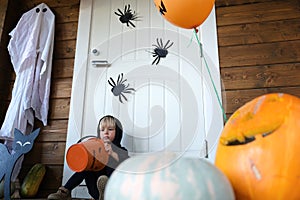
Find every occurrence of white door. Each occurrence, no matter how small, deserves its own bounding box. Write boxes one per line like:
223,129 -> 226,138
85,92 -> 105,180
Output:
64,0 -> 223,197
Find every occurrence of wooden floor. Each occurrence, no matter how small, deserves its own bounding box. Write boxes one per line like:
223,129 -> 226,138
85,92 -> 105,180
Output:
12,198 -> 93,200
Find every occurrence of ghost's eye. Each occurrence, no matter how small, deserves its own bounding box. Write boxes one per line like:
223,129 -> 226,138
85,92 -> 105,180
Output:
23,142 -> 31,146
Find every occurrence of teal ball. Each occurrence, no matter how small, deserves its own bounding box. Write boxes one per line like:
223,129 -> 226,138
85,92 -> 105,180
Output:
105,152 -> 234,200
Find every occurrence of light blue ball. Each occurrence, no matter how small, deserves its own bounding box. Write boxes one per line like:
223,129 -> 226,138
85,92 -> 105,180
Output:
105,152 -> 234,200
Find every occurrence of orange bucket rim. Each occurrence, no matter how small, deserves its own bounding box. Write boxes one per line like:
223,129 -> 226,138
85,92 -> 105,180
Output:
66,144 -> 89,172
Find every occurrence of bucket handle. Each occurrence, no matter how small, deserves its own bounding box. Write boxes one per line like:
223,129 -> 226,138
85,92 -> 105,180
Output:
76,135 -> 98,143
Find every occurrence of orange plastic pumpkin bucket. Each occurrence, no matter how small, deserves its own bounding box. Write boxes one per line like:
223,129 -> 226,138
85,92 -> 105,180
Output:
66,137 -> 109,172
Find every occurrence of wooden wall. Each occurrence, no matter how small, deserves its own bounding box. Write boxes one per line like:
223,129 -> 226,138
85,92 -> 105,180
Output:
0,0 -> 9,125
216,0 -> 300,117
0,0 -> 19,125
0,0 -> 299,197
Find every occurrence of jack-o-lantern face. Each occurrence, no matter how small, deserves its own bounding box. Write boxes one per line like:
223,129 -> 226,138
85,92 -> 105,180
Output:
215,93 -> 300,200
153,0 -> 215,29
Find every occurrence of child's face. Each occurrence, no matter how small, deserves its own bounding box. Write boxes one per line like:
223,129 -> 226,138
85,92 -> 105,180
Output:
99,124 -> 116,142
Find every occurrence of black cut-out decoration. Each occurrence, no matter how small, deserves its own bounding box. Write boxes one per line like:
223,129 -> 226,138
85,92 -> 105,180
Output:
114,4 -> 140,28
108,73 -> 135,103
226,129 -> 275,146
159,1 -> 167,15
150,38 -> 174,65
0,128 -> 40,200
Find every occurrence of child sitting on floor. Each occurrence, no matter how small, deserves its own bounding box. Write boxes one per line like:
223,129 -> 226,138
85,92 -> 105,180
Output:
47,115 -> 129,200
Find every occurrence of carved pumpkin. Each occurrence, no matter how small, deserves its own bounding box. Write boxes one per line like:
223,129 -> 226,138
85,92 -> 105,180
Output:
215,93 -> 300,199
105,152 -> 235,200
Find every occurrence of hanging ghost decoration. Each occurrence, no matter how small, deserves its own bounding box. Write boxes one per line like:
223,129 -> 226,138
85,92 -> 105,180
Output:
0,2 -> 54,182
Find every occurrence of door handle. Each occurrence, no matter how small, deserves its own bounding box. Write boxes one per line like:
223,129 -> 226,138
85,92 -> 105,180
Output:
91,60 -> 110,67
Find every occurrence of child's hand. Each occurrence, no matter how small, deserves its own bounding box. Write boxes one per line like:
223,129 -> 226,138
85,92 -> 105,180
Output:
103,137 -> 112,155
103,137 -> 119,162
104,141 -> 113,155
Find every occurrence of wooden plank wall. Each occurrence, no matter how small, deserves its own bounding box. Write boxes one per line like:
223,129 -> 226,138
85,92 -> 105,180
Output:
0,0 -> 19,125
216,0 -> 300,117
0,0 -> 299,197
0,0 -> 9,125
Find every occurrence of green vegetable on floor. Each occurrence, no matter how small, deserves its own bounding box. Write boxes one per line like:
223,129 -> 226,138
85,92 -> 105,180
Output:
20,163 -> 46,198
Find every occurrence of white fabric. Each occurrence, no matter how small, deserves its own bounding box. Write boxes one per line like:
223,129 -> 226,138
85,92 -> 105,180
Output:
0,3 -> 55,139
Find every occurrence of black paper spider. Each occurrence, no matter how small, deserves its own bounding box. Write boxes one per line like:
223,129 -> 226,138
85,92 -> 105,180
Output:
115,4 -> 139,28
108,73 -> 135,103
159,0 -> 167,15
150,38 -> 174,65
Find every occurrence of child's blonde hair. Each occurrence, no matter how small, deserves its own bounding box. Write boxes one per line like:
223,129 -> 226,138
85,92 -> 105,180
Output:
97,115 -> 116,137
99,116 -> 116,129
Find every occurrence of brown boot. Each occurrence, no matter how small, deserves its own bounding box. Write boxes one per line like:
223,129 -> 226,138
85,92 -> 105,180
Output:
47,186 -> 71,200
97,175 -> 108,200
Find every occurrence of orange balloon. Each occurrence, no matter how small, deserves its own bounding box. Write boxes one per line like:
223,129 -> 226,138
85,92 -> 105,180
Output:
153,0 -> 215,29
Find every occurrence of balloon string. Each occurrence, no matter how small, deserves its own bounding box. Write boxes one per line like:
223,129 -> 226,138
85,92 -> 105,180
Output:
193,28 -> 227,123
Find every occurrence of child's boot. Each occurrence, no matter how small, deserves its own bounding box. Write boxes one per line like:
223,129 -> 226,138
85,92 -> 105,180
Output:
47,186 -> 71,200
